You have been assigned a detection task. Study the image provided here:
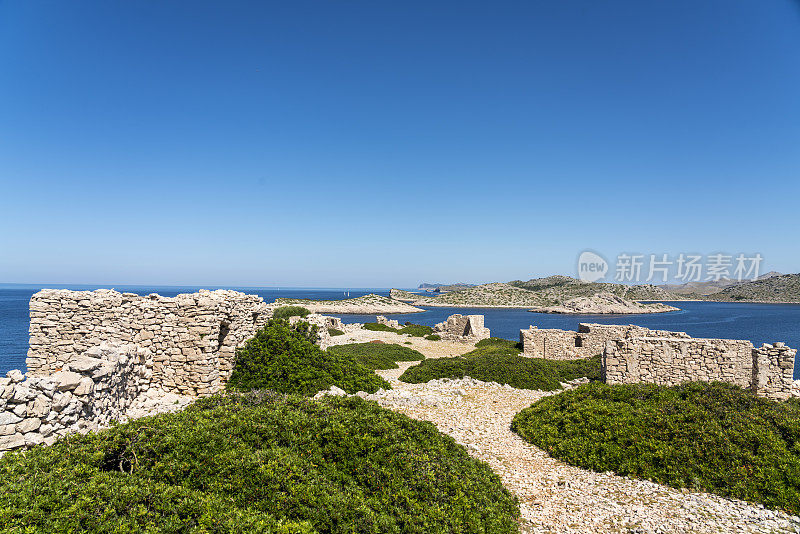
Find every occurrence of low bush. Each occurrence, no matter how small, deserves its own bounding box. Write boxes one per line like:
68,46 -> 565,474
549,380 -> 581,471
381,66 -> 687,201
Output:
398,324 -> 434,337
425,334 -> 441,341
328,343 -> 424,370
0,393 -> 520,532
399,337 -> 600,390
328,328 -> 344,336
362,322 -> 433,337
272,306 -> 311,320
363,322 -> 397,333
511,382 -> 800,514
227,319 -> 388,395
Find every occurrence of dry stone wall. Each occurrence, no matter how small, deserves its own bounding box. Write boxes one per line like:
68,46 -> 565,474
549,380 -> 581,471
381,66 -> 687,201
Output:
603,335 -> 797,401
27,289 -> 273,395
433,314 -> 490,342
0,342 -> 155,454
520,323 -> 689,360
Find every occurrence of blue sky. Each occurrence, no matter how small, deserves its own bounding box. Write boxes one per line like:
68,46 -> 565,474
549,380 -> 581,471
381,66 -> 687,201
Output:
1,1 -> 799,287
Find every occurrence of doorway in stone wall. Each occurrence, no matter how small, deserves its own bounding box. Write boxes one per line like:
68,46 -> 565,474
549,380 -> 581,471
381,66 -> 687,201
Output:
218,321 -> 230,352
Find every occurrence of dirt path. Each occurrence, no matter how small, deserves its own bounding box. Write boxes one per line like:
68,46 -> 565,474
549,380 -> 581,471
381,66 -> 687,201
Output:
335,332 -> 800,533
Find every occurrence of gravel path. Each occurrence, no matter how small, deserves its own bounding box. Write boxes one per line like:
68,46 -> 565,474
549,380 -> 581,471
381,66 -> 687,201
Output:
329,331 -> 800,533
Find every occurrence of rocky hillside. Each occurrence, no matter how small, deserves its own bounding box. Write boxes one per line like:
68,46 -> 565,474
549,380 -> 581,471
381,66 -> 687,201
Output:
706,273 -> 800,303
663,271 -> 783,296
528,293 -> 679,314
394,278 -> 680,314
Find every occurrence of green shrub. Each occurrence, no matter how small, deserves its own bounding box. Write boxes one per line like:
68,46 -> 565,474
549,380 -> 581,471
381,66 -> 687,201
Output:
398,324 -> 434,337
399,338 -> 600,390
425,334 -> 441,341
272,306 -> 311,320
362,322 -> 433,337
363,322 -> 397,333
328,328 -> 344,336
511,382 -> 800,514
328,343 -> 424,370
227,320 -> 388,395
0,393 -> 519,532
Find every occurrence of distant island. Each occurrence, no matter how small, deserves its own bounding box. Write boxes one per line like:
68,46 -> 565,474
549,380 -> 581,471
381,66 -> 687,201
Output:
396,276 -> 681,314
418,282 -> 476,293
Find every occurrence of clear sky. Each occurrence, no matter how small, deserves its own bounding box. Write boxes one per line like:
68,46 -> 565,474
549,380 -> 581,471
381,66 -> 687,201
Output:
1,1 -> 799,287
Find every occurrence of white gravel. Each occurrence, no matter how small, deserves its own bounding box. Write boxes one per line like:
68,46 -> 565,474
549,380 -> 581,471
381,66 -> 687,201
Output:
324,340 -> 800,534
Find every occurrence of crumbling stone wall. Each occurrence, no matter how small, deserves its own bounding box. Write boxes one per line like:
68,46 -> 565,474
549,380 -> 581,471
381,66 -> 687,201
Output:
27,289 -> 272,395
603,335 -> 797,401
0,342 -> 153,453
520,323 -> 689,359
433,314 -> 490,342
376,315 -> 401,329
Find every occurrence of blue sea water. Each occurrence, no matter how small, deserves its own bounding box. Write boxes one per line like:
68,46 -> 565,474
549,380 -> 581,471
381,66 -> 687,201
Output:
1,285 -> 798,379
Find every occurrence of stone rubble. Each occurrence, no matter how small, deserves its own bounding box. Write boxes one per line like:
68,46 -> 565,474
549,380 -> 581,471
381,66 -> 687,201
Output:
0,341 -> 193,454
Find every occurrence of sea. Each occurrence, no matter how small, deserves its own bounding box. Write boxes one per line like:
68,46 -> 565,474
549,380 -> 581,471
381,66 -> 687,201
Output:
1,285 -> 798,379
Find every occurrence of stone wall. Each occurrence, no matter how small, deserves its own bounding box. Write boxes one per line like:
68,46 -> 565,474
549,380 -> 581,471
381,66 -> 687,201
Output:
0,342 -> 156,454
433,314 -> 490,342
27,289 -> 273,395
376,315 -> 401,329
603,335 -> 798,401
520,323 -> 689,360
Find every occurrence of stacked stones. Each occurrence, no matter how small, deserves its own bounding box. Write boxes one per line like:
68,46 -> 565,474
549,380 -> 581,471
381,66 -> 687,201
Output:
27,289 -> 273,396
603,335 -> 797,401
432,314 -> 490,342
0,342 -> 152,454
753,342 -> 797,400
519,323 -> 690,360
376,315 -> 402,329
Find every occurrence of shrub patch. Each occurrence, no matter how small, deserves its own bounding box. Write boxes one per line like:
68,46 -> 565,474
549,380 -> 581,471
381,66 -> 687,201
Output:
399,338 -> 600,390
0,393 -> 520,532
511,381 -> 800,514
227,319 -> 388,395
328,343 -> 425,371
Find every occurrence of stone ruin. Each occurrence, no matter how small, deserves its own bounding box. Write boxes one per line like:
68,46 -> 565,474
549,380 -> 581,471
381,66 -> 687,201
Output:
433,314 -> 490,342
0,289 -> 355,454
26,289 -> 274,395
519,323 -> 798,400
376,315 -> 402,329
0,342 -> 183,453
520,323 -> 688,360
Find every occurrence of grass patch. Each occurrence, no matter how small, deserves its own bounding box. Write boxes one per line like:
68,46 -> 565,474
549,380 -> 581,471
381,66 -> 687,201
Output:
328,328 -> 344,336
425,334 -> 441,341
363,322 -> 397,333
272,306 -> 311,320
399,337 -> 600,390
227,319 -> 388,395
0,392 -> 519,532
511,382 -> 800,514
328,343 -> 425,371
362,322 -> 434,337
398,324 -> 434,337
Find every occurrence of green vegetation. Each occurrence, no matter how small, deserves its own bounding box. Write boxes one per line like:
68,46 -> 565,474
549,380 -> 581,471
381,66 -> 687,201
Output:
425,334 -> 441,341
363,322 -> 397,333
227,319 -> 388,395
328,328 -> 344,336
272,305 -> 311,320
362,322 -> 434,337
511,382 -> 800,514
328,342 -> 424,371
0,392 -> 520,532
399,338 -> 600,390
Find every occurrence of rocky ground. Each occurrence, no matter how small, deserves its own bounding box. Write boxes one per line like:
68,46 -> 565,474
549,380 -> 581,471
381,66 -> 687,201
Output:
324,330 -> 800,534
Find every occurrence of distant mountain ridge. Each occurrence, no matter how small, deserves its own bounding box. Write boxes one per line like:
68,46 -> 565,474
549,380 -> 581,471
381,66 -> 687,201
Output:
661,271 -> 783,296
703,273 -> 800,302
